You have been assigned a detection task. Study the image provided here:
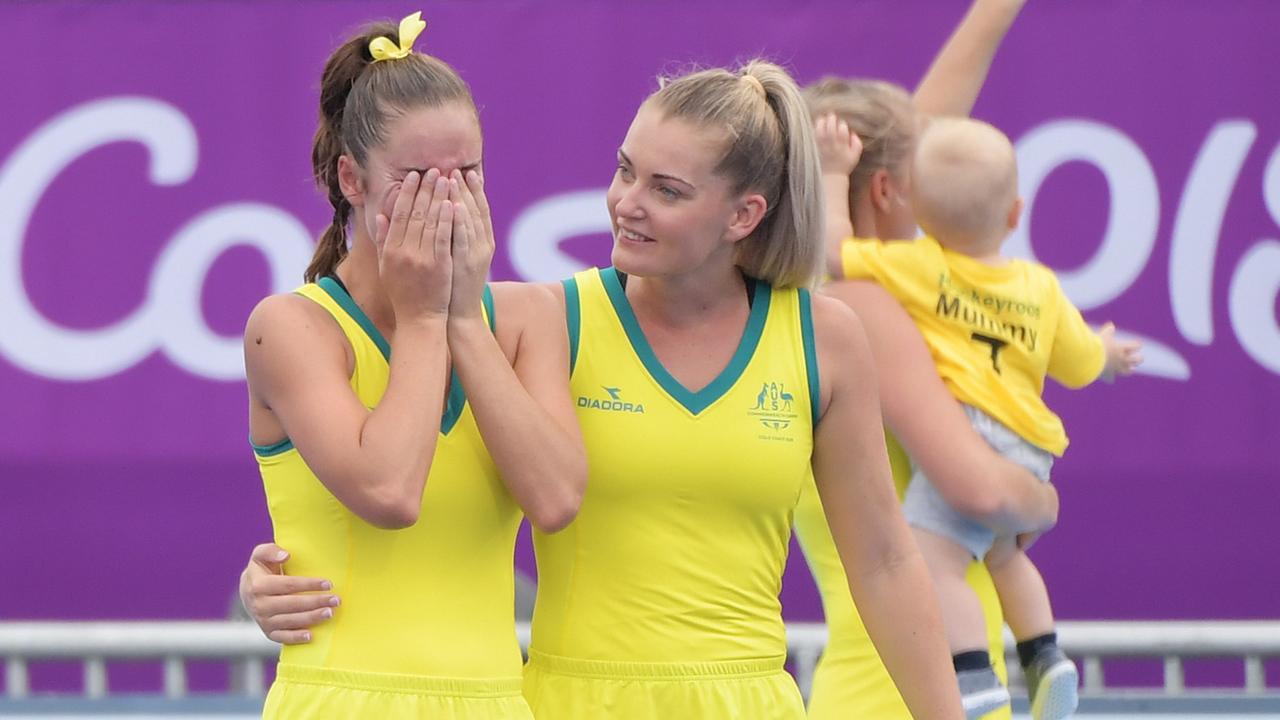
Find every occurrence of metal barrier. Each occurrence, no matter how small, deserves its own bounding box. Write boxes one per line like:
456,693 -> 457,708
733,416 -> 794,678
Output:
2,620 -> 1278,702
1,622 -> 277,700
787,622 -> 1280,700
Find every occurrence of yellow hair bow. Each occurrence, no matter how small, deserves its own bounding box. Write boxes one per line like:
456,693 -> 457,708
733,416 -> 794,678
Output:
369,11 -> 427,62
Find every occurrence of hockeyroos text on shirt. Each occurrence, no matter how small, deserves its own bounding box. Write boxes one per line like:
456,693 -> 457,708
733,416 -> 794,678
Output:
4,99 -> 1280,381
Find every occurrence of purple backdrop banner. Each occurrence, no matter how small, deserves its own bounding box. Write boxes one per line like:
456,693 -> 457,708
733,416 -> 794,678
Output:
3,0 -> 1277,629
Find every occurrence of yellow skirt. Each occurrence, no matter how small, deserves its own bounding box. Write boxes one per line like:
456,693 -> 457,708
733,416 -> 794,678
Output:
263,663 -> 534,719
523,650 -> 805,719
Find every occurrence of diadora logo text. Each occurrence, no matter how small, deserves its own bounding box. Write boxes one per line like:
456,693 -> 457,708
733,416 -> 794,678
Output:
749,381 -> 797,435
577,385 -> 645,413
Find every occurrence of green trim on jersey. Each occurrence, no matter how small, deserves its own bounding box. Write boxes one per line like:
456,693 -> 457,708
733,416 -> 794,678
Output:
441,284 -> 495,434
599,266 -> 771,416
305,277 -> 498,437
482,285 -> 496,333
439,373 -> 467,435
252,437 -> 295,457
317,276 -> 390,362
442,285 -> 496,434
562,277 -> 581,375
797,288 -> 821,426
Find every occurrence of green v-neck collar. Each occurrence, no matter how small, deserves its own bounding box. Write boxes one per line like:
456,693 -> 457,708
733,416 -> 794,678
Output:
317,276 -> 391,361
317,276 -> 494,435
599,267 -> 770,416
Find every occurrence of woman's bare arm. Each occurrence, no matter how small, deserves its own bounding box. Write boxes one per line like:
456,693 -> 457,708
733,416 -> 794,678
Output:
810,295 -> 963,720
913,0 -> 1028,118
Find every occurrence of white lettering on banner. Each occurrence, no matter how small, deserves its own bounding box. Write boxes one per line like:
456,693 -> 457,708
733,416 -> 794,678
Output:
1007,119 -> 1161,310
1228,142 -> 1280,374
1010,119 -> 1184,379
3,104 -> 1276,382
1008,119 -> 1280,380
1169,121 -> 1256,345
509,119 -> 1280,380
0,97 -> 312,381
508,189 -> 610,282
1230,242 -> 1280,374
153,206 -> 314,380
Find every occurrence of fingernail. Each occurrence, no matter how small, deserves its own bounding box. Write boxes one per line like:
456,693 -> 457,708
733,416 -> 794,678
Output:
321,608 -> 333,619
301,632 -> 311,642
274,550 -> 288,562
320,580 -> 332,590
329,595 -> 341,607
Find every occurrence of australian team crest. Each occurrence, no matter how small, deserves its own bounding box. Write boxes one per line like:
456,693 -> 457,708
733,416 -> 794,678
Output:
749,381 -> 797,432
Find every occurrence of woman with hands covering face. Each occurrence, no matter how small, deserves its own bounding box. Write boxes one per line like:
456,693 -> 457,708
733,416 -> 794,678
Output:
242,13 -> 584,720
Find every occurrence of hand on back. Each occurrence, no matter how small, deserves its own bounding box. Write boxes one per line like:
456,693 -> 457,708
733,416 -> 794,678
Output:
239,544 -> 336,645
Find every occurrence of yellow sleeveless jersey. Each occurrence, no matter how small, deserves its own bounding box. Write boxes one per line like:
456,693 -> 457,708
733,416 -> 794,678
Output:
253,277 -> 524,679
843,236 -> 1105,455
794,433 -> 1010,719
531,267 -> 819,662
